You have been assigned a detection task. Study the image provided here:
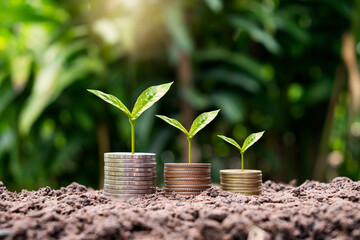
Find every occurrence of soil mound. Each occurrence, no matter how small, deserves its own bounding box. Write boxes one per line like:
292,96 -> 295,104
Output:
0,178 -> 359,239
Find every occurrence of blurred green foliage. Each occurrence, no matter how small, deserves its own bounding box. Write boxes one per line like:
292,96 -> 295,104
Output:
0,0 -> 359,191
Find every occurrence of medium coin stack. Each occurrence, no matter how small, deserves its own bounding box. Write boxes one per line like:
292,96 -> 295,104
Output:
220,169 -> 262,195
104,153 -> 156,198
164,163 -> 211,196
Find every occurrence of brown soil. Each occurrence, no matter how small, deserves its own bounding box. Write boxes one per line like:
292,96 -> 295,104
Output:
0,177 -> 359,240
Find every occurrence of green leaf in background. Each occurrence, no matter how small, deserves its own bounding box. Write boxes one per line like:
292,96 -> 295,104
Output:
132,82 -> 173,120
87,89 -> 131,117
204,0 -> 223,13
188,110 -> 220,139
156,115 -> 189,135
217,135 -> 242,151
242,131 -> 265,153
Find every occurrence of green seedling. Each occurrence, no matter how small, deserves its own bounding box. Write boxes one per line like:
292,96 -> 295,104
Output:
157,110 -> 220,164
88,82 -> 173,154
218,131 -> 265,171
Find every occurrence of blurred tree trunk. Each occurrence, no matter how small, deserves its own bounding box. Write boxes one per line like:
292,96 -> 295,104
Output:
97,121 -> 109,188
313,31 -> 360,180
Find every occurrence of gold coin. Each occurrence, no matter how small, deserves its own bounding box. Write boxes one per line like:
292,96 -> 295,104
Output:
104,170 -> 156,177
220,175 -> 262,180
220,177 -> 262,181
220,170 -> 261,173
221,188 -> 262,194
221,186 -> 262,191
220,182 -> 261,187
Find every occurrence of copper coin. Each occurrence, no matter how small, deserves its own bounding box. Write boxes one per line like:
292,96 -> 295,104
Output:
164,187 -> 209,192
165,184 -> 211,189
165,180 -> 211,185
165,192 -> 203,196
165,173 -> 210,178
164,163 -> 211,168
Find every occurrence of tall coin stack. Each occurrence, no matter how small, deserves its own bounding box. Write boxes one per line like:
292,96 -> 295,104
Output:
164,163 -> 211,196
104,153 -> 156,198
220,169 -> 262,195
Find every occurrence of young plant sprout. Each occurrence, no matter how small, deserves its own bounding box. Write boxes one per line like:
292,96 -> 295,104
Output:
157,110 -> 220,164
87,82 -> 173,154
218,131 -> 265,171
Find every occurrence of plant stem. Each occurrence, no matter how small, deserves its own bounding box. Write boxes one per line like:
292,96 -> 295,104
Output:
188,138 -> 192,164
129,119 -> 135,154
241,152 -> 244,171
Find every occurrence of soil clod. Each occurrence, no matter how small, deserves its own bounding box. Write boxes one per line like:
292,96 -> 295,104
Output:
0,178 -> 359,239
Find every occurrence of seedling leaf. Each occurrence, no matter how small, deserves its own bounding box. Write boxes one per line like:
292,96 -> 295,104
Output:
87,89 -> 131,117
241,131 -> 265,153
132,82 -> 173,120
188,110 -> 220,139
156,115 -> 188,135
217,135 -> 242,151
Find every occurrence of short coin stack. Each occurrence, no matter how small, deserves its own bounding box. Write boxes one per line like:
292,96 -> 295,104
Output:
164,163 -> 211,196
104,153 -> 156,198
220,169 -> 262,195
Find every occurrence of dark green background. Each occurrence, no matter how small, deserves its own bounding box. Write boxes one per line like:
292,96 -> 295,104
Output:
0,0 -> 359,191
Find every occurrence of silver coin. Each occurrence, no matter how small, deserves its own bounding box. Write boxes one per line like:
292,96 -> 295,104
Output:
104,175 -> 156,181
104,179 -> 155,185
105,188 -> 155,194
104,158 -> 156,164
104,162 -> 156,168
104,184 -> 155,190
104,152 -> 155,159
104,166 -> 156,172
104,170 -> 156,177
